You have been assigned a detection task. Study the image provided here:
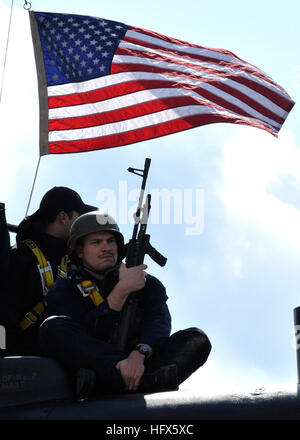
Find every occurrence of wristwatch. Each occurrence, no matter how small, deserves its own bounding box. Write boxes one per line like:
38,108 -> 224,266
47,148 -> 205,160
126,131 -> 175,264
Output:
134,344 -> 150,359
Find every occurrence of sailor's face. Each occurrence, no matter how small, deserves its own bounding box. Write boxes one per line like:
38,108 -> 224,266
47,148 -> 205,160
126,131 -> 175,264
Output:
77,231 -> 118,273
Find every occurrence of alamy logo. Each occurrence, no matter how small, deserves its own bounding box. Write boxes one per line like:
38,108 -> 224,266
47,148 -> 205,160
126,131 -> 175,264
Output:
96,182 -> 204,235
0,325 -> 6,349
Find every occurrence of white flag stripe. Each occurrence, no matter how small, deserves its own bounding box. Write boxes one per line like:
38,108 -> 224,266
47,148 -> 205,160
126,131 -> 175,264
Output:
48,69 -> 287,121
47,71 -> 137,97
47,66 -> 287,124
120,40 -> 263,80
49,104 -> 269,143
113,55 -> 288,118
49,83 -> 281,130
127,29 -> 284,89
126,29 -> 252,68
118,40 -> 284,100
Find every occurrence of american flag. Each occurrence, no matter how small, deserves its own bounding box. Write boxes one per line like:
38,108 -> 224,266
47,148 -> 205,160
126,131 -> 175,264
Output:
29,11 -> 295,156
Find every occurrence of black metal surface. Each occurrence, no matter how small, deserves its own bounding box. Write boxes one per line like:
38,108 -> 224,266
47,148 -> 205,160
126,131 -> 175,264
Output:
0,384 -> 299,420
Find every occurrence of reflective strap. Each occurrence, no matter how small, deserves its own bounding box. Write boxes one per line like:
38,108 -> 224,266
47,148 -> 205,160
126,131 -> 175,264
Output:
77,280 -> 104,306
20,301 -> 45,330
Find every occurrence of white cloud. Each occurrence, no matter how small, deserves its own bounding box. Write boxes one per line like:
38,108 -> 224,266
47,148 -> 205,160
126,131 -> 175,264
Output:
179,357 -> 296,395
220,127 -> 300,250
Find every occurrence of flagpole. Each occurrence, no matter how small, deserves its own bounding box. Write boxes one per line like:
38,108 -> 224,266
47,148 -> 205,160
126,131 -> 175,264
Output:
25,156 -> 41,217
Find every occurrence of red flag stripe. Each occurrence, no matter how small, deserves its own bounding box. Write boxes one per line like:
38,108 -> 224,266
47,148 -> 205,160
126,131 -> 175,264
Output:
49,76 -> 284,127
49,104 -> 273,146
48,112 -> 273,154
49,94 -> 277,132
112,49 -> 291,112
126,27 -> 288,94
49,72 -> 287,123
48,83 -> 283,133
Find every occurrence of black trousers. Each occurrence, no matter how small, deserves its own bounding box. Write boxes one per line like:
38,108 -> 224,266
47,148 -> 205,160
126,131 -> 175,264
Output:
39,316 -> 211,394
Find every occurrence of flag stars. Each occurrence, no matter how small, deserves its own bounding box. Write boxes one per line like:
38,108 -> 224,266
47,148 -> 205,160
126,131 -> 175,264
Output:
37,12 -> 127,85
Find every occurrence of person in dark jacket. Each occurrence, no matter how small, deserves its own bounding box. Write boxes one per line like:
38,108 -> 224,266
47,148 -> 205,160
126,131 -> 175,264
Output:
0,202 -> 10,285
40,211 -> 211,396
0,187 -> 96,356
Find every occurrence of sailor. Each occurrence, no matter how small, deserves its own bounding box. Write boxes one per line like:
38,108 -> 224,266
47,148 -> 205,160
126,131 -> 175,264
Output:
40,211 -> 211,397
0,187 -> 96,356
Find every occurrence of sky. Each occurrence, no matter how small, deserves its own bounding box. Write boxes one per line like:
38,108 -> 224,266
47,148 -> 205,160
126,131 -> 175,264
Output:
0,0 -> 300,396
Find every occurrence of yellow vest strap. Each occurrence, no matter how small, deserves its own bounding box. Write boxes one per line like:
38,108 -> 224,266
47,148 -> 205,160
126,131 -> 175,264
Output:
20,301 -> 45,330
58,255 -> 68,279
78,280 -> 104,306
22,239 -> 54,292
20,240 -> 68,331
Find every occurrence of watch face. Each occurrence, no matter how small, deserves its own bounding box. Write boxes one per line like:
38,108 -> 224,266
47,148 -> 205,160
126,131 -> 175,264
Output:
136,344 -> 149,357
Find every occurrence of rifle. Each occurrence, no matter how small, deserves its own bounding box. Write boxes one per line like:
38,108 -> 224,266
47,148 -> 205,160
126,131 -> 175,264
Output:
112,158 -> 167,352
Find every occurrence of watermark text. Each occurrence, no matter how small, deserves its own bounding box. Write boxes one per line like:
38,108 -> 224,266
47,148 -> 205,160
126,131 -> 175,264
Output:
96,181 -> 204,236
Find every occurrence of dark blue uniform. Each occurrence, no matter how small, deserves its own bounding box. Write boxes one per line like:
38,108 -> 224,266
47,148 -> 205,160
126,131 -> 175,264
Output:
46,269 -> 171,352
40,267 -> 212,394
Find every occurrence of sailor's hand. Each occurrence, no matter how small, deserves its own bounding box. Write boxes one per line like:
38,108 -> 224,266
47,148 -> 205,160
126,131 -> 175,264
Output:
115,350 -> 145,391
107,263 -> 147,311
118,262 -> 148,296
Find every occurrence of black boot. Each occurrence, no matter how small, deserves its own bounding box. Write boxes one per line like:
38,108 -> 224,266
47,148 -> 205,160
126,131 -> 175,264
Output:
76,368 -> 97,400
139,364 -> 178,394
